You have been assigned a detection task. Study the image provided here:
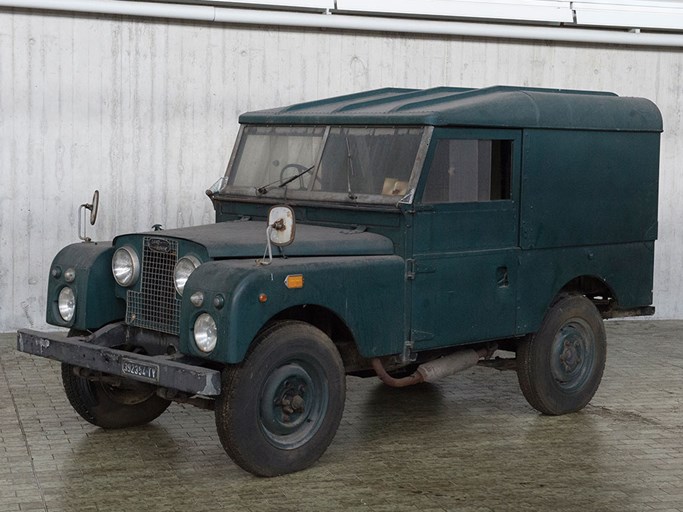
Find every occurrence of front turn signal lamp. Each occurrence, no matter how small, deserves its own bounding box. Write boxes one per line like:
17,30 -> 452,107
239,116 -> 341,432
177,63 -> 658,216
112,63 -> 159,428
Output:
284,274 -> 304,289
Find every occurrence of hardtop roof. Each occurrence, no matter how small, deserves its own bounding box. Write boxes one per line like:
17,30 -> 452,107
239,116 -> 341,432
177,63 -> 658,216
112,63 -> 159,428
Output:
239,86 -> 662,132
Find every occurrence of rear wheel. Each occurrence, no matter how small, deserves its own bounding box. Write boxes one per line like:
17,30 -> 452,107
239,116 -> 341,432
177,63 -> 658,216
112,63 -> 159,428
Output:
215,321 -> 346,477
61,363 -> 171,429
516,294 -> 606,415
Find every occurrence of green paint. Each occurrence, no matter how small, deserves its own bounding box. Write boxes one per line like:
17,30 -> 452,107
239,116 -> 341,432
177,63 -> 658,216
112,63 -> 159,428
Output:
39,86 -> 661,370
46,242 -> 125,331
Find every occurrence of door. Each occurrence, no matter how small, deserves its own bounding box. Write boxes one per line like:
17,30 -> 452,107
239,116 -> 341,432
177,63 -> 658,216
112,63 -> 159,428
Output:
409,128 -> 521,350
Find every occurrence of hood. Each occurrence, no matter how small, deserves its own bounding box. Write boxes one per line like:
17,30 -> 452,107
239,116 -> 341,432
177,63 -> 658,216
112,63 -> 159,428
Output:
131,221 -> 394,258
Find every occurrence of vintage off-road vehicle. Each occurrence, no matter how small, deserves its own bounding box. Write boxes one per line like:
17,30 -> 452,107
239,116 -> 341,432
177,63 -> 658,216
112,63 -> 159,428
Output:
18,86 -> 661,476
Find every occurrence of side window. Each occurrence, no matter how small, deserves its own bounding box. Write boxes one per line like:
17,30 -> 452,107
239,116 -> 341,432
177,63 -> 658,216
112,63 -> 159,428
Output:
423,139 -> 512,203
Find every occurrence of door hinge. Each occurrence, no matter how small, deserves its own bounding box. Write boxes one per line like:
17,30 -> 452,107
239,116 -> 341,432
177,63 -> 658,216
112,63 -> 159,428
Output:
410,329 -> 434,343
401,340 -> 417,363
406,259 -> 435,279
406,259 -> 416,280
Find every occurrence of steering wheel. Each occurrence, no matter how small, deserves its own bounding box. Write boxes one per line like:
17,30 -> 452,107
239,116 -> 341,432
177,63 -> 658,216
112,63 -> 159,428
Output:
279,163 -> 310,190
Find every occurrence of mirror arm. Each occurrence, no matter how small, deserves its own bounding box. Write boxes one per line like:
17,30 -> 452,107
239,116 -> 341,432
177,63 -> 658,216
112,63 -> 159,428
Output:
257,226 -> 274,266
78,203 -> 91,243
78,190 -> 99,243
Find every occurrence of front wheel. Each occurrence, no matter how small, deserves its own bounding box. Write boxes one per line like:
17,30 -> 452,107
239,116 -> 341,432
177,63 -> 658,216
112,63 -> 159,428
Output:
61,363 -> 171,429
516,294 -> 606,415
215,321 -> 346,477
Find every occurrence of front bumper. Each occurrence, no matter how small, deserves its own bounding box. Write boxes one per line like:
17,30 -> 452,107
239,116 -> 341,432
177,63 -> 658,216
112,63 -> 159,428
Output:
16,328 -> 221,396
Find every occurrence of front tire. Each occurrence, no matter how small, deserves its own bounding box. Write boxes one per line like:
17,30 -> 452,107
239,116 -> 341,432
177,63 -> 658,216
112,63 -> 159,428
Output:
215,321 -> 346,477
516,294 -> 606,415
61,363 -> 171,429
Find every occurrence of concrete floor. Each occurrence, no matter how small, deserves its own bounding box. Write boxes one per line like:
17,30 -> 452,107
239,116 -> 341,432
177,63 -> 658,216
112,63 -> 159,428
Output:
2,321 -> 683,512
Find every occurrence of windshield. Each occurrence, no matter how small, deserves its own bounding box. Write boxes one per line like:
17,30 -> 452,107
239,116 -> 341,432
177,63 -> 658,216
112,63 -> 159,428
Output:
223,125 -> 426,203
228,126 -> 325,191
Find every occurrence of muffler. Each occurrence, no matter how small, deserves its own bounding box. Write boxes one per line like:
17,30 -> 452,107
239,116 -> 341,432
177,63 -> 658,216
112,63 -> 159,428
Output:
372,346 -> 492,388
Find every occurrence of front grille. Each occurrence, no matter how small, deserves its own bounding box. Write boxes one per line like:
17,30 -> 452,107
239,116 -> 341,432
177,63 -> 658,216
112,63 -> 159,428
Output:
126,237 -> 181,335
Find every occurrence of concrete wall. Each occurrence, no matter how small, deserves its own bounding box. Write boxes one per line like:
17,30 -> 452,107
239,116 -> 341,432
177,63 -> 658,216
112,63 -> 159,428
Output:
1,8 -> 682,331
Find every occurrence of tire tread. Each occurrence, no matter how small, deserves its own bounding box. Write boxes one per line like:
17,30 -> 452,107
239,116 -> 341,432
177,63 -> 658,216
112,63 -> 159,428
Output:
215,321 -> 345,477
516,294 -> 606,415
61,363 -> 171,429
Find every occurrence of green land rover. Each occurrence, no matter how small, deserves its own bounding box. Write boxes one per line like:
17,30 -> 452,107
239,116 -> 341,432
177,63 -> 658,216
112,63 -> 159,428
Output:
17,86 -> 661,476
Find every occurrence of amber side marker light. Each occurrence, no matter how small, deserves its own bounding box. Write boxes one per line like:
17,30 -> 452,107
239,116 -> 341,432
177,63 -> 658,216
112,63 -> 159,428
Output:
284,274 -> 304,289
258,293 -> 268,303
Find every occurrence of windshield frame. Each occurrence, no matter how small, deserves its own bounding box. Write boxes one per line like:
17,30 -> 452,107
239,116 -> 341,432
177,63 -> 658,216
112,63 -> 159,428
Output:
218,124 -> 433,206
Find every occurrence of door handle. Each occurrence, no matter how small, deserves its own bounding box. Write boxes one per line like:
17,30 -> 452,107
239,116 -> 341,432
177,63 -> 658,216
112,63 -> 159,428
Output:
496,266 -> 509,288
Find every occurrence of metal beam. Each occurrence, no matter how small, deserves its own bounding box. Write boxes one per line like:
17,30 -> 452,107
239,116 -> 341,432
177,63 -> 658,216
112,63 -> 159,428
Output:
2,0 -> 683,47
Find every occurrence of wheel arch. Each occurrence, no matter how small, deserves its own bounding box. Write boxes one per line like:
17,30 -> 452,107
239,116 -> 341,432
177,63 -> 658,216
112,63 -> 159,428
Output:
556,274 -> 618,317
262,305 -> 365,372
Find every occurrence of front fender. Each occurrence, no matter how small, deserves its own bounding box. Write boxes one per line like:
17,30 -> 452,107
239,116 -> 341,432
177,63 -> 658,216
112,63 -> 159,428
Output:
180,256 -> 406,363
46,242 -> 125,330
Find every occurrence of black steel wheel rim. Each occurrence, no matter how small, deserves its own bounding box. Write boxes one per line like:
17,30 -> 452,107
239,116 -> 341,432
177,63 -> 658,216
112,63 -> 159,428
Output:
550,318 -> 596,393
259,358 -> 329,450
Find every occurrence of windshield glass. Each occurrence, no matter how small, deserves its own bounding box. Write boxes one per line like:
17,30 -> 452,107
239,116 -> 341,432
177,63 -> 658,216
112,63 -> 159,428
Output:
228,126 -> 326,190
223,125 -> 425,203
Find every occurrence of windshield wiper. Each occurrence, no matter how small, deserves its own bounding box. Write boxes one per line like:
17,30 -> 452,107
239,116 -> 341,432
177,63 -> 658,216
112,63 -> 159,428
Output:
257,164 -> 315,195
278,165 -> 315,189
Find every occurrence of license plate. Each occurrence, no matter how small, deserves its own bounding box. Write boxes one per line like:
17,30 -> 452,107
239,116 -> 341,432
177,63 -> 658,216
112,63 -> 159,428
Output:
121,358 -> 160,383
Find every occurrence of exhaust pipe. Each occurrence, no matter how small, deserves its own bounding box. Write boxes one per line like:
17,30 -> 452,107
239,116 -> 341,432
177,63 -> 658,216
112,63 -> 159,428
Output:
371,346 -> 492,388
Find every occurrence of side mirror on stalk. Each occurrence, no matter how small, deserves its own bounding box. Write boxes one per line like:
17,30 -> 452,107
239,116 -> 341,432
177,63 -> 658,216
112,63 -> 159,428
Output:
78,190 -> 99,243
268,205 -> 295,247
258,205 -> 296,265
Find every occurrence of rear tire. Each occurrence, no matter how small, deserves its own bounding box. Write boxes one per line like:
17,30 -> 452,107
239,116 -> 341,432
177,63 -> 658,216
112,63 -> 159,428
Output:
215,321 -> 346,477
61,363 -> 171,429
516,295 -> 606,415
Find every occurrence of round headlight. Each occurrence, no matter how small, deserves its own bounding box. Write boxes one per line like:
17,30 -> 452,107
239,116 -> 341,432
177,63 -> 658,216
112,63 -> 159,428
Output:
58,287 -> 76,322
112,246 -> 140,287
174,255 -> 201,296
194,313 -> 217,353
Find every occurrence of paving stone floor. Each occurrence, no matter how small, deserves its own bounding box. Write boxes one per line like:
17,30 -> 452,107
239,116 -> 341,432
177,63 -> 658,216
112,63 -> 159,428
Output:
2,321 -> 683,511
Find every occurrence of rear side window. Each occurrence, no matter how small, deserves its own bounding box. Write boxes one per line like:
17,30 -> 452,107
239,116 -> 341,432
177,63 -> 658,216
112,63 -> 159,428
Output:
423,139 -> 512,203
